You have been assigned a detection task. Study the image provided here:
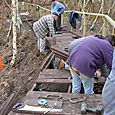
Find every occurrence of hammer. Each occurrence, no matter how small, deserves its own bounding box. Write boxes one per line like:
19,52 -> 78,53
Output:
81,102 -> 102,114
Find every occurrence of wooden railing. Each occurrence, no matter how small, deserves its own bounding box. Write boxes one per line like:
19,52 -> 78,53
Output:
19,2 -> 115,37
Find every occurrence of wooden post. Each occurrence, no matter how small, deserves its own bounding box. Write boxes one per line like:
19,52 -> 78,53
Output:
61,14 -> 64,26
102,18 -> 108,37
112,27 -> 115,35
22,1 -> 25,11
27,3 -> 29,13
82,13 -> 86,36
39,8 -> 41,17
82,0 -> 87,36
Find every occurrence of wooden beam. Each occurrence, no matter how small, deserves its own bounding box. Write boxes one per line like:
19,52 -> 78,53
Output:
104,15 -> 115,28
0,87 -> 21,115
102,18 -> 108,37
19,2 -> 115,33
82,13 -> 87,36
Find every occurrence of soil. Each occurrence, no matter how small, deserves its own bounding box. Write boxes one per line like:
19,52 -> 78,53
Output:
0,15 -> 48,106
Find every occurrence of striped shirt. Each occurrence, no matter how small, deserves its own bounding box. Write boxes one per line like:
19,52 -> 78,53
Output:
33,15 -> 55,39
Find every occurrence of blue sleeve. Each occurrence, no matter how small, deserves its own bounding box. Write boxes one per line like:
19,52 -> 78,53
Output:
77,14 -> 82,21
57,5 -> 65,14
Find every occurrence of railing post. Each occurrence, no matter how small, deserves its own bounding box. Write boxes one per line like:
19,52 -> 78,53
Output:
61,14 -> 64,26
22,1 -> 25,11
27,3 -> 29,13
82,13 -> 87,36
39,8 -> 41,17
102,18 -> 108,37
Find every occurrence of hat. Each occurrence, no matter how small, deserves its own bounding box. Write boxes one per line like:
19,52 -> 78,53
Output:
52,11 -> 59,17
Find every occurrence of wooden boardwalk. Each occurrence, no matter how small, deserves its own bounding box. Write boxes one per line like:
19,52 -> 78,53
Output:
8,32 -> 104,115
9,91 -> 102,115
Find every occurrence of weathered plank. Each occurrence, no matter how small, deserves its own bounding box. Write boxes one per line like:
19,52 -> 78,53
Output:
36,79 -> 72,84
36,69 -> 71,84
0,87 -> 22,115
45,32 -> 75,60
36,69 -> 105,84
39,69 -> 71,79
9,91 -> 102,115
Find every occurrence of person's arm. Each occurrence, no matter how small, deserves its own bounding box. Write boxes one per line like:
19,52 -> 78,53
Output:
57,6 -> 65,14
102,44 -> 113,70
47,19 -> 55,37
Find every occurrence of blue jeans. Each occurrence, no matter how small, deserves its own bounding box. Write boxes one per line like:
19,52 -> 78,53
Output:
102,49 -> 115,115
65,63 -> 94,94
102,78 -> 115,115
64,63 -> 109,94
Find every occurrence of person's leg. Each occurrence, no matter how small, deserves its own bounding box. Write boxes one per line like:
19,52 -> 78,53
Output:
102,78 -> 115,115
33,27 -> 46,53
37,38 -> 46,52
56,14 -> 61,31
69,67 -> 81,93
80,73 -> 94,94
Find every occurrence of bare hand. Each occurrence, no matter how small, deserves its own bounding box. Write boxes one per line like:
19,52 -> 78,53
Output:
94,70 -> 101,77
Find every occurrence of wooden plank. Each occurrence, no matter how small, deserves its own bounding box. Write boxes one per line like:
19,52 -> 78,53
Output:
9,91 -> 102,115
39,51 -> 54,71
36,79 -> 71,84
36,69 -> 105,84
51,33 -> 74,52
0,87 -> 22,115
24,91 -> 102,101
8,112 -> 29,115
51,46 -> 69,60
36,69 -> 71,84
9,111 -> 70,115
38,69 -> 71,79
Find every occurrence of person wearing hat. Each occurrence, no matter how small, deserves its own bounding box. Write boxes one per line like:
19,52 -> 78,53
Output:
33,12 -> 59,54
51,0 -> 65,31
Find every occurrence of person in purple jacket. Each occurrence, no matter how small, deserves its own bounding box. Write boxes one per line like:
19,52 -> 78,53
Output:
67,35 -> 114,94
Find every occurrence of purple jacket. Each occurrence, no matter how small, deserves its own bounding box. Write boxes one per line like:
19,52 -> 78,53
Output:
67,35 -> 113,77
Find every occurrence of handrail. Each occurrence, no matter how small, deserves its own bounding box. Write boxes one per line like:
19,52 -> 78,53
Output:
19,2 -> 115,33
104,15 -> 115,28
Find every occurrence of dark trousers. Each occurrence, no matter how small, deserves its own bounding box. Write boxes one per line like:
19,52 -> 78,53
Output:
54,14 -> 61,31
